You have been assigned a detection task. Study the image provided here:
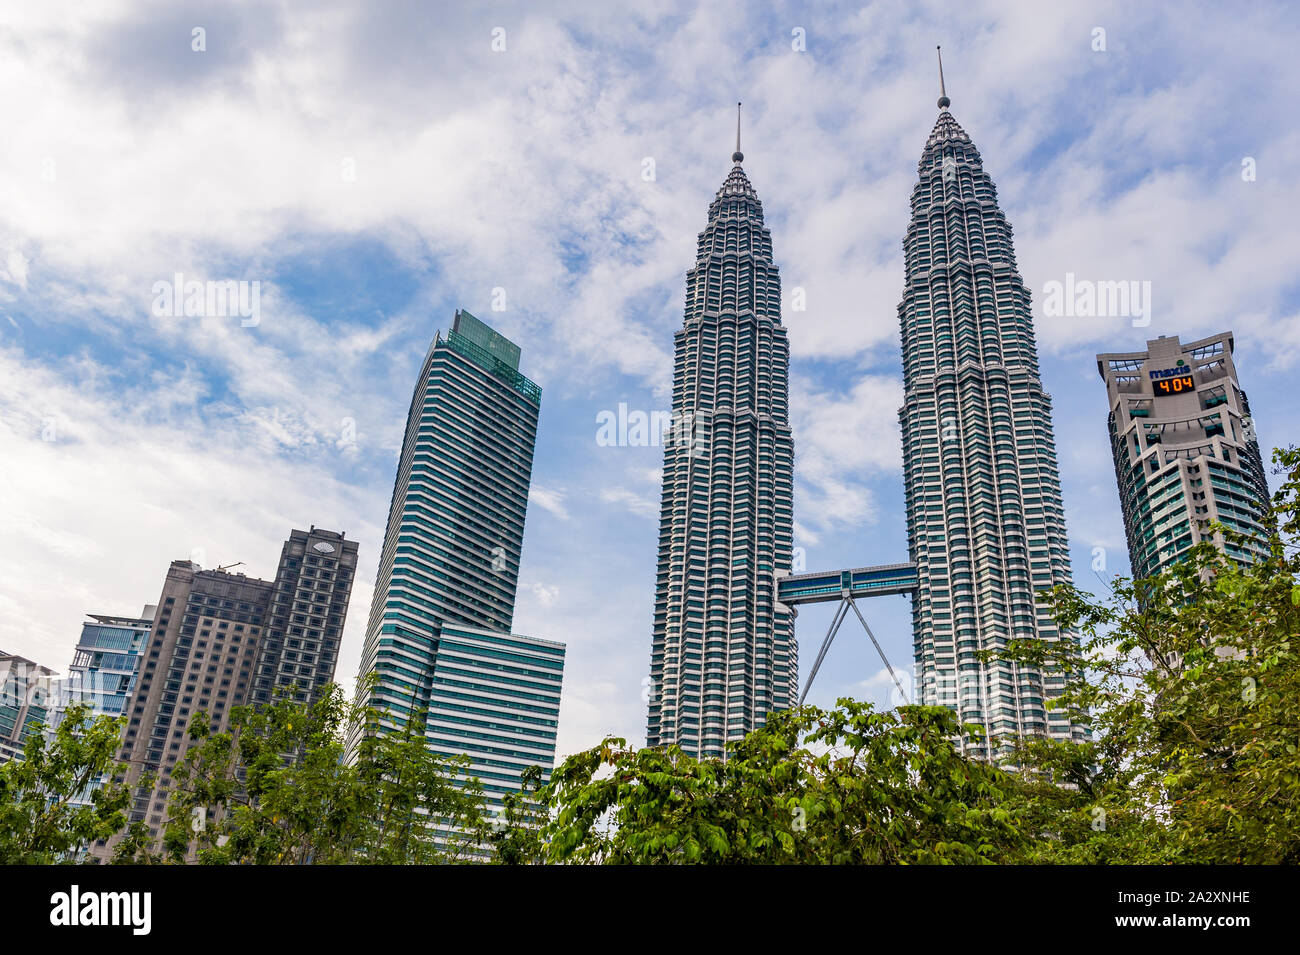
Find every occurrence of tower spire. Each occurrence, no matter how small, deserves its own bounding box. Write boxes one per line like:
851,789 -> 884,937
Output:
936,45 -> 950,110
732,101 -> 744,164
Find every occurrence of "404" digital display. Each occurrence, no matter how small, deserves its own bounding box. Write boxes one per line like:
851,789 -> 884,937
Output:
1153,374 -> 1195,395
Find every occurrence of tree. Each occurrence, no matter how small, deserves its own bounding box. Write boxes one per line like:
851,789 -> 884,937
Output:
482,764 -> 549,864
539,700 -> 1025,864
1002,446 -> 1300,863
347,700 -> 488,864
116,679 -> 490,864
0,703 -> 131,863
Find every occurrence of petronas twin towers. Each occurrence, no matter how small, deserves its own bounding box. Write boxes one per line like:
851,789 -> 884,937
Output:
646,130 -> 797,758
648,64 -> 1085,759
900,89 -> 1084,754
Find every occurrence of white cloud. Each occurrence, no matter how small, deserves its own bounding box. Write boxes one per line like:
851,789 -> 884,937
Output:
529,582 -> 560,607
792,373 -> 904,534
0,346 -> 383,693
599,486 -> 659,519
529,485 -> 570,520
1,250 -> 29,290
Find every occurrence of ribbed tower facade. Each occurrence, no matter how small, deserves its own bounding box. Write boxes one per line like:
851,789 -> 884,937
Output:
898,84 -> 1085,755
646,134 -> 797,759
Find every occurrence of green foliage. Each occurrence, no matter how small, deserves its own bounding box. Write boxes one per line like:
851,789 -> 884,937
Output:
539,701 -> 1024,864
115,679 -> 491,864
482,764 -> 549,865
1002,446 -> 1300,863
0,703 -> 131,863
534,449 -> 1300,865
348,701 -> 489,864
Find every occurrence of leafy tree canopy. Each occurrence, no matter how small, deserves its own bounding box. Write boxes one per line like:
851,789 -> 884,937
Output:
0,703 -> 130,863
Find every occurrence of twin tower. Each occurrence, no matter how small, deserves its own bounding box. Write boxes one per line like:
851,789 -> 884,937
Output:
648,76 -> 1086,759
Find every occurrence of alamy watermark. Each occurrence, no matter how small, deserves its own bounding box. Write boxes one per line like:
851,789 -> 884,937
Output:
49,885 -> 151,935
1042,272 -> 1151,327
151,273 -> 261,327
595,403 -> 708,457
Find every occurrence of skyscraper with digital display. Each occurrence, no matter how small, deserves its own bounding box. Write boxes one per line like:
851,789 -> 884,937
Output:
646,110 -> 797,758
251,527 -> 359,706
1096,331 -> 1269,579
898,56 -> 1085,755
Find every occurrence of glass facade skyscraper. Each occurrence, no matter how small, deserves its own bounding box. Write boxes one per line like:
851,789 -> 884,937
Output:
425,624 -> 564,816
348,309 -> 563,814
0,652 -> 58,764
1097,332 -> 1269,578
646,137 -> 797,759
48,607 -> 153,730
41,608 -> 153,812
898,89 -> 1085,754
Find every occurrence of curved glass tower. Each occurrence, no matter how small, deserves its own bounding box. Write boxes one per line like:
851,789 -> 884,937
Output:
898,74 -> 1085,755
646,123 -> 797,758
346,309 -> 564,806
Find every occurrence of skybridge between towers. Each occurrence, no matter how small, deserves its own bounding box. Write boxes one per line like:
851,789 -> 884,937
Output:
776,562 -> 918,706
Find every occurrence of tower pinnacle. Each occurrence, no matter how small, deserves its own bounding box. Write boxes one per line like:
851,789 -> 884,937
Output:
936,45 -> 950,110
732,101 -> 744,164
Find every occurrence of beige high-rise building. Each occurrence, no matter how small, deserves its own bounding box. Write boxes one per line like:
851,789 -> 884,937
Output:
99,527 -> 358,858
1096,332 -> 1269,579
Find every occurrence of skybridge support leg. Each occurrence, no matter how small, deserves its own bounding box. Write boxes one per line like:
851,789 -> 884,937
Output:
798,596 -> 910,706
846,596 -> 909,705
798,598 -> 850,705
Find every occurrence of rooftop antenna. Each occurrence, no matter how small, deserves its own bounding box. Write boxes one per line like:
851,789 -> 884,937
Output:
216,562 -> 244,573
936,45 -> 950,110
732,101 -> 744,164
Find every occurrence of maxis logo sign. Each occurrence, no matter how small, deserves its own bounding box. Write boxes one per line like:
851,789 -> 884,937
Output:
49,885 -> 152,936
1149,360 -> 1196,395
1149,363 -> 1188,379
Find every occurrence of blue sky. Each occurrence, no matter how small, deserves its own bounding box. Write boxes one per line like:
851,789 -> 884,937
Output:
1,0 -> 1297,759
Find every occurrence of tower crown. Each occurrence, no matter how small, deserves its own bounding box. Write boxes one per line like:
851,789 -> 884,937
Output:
712,101 -> 762,206
923,109 -> 973,152
716,164 -> 759,200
